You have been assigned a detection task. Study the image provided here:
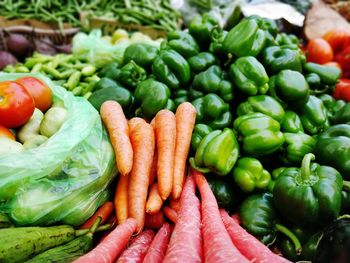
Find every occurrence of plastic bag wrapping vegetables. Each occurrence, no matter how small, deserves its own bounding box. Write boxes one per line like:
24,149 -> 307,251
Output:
0,73 -> 117,226
72,29 -> 161,68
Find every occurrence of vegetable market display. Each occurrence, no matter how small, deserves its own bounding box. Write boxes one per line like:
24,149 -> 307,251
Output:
0,10 -> 350,263
0,0 -> 181,31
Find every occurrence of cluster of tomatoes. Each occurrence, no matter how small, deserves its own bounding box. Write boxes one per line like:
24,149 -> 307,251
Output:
0,76 -> 52,140
306,29 -> 350,102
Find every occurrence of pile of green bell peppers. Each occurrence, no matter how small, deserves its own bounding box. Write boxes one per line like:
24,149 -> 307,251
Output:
84,14 -> 350,261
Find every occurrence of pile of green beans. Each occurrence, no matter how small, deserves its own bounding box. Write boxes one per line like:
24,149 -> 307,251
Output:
3,52 -> 100,99
0,0 -> 181,32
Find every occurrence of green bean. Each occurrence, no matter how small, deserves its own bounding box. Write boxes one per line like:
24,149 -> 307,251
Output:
66,71 -> 81,91
42,65 -> 62,79
31,63 -> 43,73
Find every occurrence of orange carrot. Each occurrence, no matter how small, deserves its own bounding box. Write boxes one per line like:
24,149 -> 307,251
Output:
149,148 -> 158,185
155,110 -> 176,200
74,218 -> 137,263
100,101 -> 133,176
115,173 -> 129,225
149,118 -> 158,185
169,196 -> 181,212
163,206 -> 178,224
172,102 -> 196,199
128,117 -> 146,132
146,183 -> 163,214
150,117 -> 156,128
80,201 -> 114,229
145,210 -> 165,229
128,121 -> 155,233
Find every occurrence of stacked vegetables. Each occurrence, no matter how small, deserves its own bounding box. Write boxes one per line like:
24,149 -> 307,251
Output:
0,76 -> 63,154
1,11 -> 350,262
100,101 -> 196,232
306,29 -> 350,102
73,172 -> 291,263
0,0 -> 181,31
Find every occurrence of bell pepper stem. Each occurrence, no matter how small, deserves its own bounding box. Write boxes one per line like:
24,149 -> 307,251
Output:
301,153 -> 315,181
343,180 -> 350,191
275,223 -> 302,255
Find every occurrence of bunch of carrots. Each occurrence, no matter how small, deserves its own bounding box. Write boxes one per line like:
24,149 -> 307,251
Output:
97,100 -> 196,233
74,170 -> 291,263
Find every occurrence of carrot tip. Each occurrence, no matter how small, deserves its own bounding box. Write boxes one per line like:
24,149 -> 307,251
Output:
172,186 -> 182,199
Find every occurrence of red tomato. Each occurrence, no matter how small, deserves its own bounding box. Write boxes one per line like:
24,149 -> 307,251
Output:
16,76 -> 52,112
335,46 -> 350,71
0,81 -> 35,128
0,125 -> 15,140
323,29 -> 350,54
306,38 -> 334,64
333,79 -> 350,102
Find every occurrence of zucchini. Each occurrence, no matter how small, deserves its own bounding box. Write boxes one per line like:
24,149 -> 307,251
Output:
25,217 -> 102,263
0,225 -> 88,262
25,235 -> 93,263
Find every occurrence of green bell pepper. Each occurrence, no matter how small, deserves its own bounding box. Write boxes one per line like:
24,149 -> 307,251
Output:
281,229 -> 322,262
209,28 -> 228,58
190,123 -> 212,151
305,73 -> 321,91
332,103 -> 350,124
188,13 -> 219,47
247,15 -> 278,35
192,65 -> 233,103
123,43 -> 159,70
240,192 -> 302,253
318,94 -> 346,121
304,62 -> 341,86
233,112 -> 285,156
237,95 -> 285,123
116,60 -> 146,90
342,181 -> 350,213
233,157 -> 271,193
268,69 -> 310,109
223,18 -> 266,57
190,128 -> 239,176
152,49 -> 191,90
280,132 -> 316,164
192,93 -> 233,129
88,79 -> 133,113
281,110 -> 304,133
208,177 -> 237,209
299,95 -> 329,135
99,62 -> 120,81
166,31 -> 200,59
275,33 -> 300,46
261,46 -> 303,74
267,167 -> 286,192
188,52 -> 217,74
172,89 -> 189,107
134,79 -> 171,119
314,124 -> 350,179
229,56 -> 269,96
247,15 -> 278,46
273,153 -> 343,227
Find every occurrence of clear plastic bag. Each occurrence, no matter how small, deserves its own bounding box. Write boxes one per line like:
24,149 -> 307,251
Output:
72,29 -> 161,68
0,73 -> 117,226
